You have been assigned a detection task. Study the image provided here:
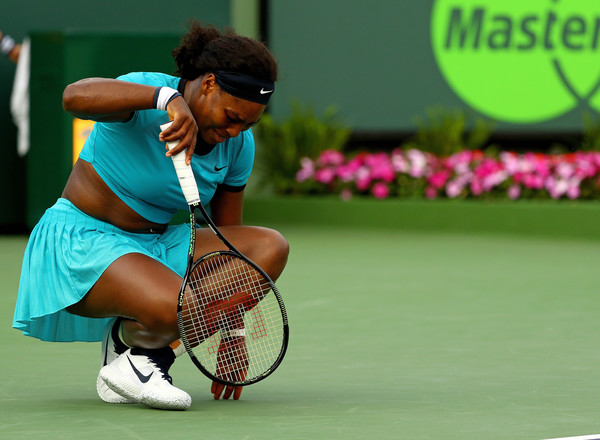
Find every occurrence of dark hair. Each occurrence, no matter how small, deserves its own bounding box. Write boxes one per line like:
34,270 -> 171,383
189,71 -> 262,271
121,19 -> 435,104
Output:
172,20 -> 278,83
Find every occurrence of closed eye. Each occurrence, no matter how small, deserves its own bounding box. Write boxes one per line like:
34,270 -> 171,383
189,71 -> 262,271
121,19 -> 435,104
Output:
225,111 -> 242,123
226,111 -> 259,131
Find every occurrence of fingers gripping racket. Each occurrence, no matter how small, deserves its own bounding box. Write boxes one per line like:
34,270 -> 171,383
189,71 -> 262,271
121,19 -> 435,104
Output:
161,122 -> 289,387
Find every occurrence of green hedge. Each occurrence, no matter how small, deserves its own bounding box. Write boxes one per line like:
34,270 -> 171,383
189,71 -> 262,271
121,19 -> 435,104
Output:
244,197 -> 600,241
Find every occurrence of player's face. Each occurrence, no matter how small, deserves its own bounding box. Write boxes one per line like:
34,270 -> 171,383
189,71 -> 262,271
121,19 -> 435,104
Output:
191,75 -> 266,145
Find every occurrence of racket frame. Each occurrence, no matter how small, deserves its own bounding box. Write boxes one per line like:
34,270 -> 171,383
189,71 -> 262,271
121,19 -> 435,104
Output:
177,201 -> 289,386
162,122 -> 289,387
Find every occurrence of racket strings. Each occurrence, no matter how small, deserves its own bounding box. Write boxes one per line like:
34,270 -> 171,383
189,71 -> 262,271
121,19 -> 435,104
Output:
180,253 -> 285,384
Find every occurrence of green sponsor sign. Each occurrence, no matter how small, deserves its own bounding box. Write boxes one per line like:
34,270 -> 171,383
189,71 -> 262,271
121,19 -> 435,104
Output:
431,0 -> 600,124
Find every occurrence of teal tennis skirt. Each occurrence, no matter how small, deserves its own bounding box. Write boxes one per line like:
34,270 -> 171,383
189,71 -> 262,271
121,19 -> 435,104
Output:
13,198 -> 190,342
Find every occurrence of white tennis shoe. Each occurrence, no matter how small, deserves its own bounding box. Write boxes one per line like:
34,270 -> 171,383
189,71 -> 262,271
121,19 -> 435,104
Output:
97,318 -> 134,404
100,347 -> 192,410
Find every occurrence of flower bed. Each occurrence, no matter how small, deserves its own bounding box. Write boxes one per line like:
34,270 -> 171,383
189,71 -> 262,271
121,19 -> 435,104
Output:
296,149 -> 600,200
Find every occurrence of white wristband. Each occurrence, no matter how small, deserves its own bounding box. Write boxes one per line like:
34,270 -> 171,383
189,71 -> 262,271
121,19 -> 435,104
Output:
153,87 -> 181,111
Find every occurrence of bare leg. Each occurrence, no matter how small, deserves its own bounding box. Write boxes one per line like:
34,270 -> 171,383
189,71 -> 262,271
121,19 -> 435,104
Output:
67,253 -> 182,348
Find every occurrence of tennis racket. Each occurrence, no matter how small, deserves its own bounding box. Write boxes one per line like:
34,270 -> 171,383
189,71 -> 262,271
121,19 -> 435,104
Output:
161,122 -> 289,387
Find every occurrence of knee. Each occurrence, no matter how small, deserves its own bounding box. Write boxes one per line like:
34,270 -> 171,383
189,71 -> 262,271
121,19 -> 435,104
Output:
248,227 -> 289,280
263,227 -> 290,263
141,306 -> 179,344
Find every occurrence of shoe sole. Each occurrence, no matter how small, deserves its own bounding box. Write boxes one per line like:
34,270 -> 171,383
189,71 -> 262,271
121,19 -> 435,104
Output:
100,365 -> 191,411
96,373 -> 136,404
100,365 -> 144,402
140,392 -> 191,411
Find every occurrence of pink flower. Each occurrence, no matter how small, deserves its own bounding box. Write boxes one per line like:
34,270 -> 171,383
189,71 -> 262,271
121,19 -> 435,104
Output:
372,182 -> 390,199
337,161 -> 361,182
428,170 -> 450,190
406,149 -> 428,178
546,177 -> 568,199
391,149 -> 409,173
556,162 -> 574,179
523,174 -> 544,189
482,170 -> 508,191
446,180 -> 463,198
507,184 -> 521,199
470,178 -> 483,196
512,172 -> 524,184
446,150 -> 474,174
315,168 -> 336,184
296,158 -> 315,182
474,158 -> 505,187
355,167 -> 372,191
318,149 -> 345,166
530,153 -> 551,177
365,153 -> 396,182
446,174 -> 470,198
566,182 -> 580,199
294,147 -> 600,201
500,151 -> 519,174
425,186 -> 438,199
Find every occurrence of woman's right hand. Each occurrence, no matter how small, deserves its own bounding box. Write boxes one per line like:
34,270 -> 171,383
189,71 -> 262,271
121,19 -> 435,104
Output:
160,96 -> 198,165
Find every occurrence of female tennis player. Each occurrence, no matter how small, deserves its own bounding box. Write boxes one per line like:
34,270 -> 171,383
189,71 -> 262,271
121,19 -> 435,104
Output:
12,21 -> 289,410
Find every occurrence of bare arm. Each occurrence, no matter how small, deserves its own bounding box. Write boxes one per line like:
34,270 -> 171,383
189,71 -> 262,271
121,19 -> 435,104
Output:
210,189 -> 244,226
62,78 -> 156,122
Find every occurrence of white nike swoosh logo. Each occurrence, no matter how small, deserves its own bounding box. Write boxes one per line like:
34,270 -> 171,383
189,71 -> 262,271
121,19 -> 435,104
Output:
260,88 -> 274,94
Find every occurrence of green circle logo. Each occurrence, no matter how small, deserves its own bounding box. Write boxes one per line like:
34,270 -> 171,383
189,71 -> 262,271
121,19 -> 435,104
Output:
431,0 -> 600,123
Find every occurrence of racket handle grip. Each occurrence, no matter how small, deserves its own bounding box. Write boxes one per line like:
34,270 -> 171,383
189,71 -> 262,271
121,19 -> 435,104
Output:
161,122 -> 201,205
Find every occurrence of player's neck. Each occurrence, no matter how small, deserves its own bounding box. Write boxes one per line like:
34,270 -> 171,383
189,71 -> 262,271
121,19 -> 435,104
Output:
194,136 -> 217,156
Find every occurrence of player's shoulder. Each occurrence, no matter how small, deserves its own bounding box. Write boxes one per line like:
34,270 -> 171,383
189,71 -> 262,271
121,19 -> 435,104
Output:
116,72 -> 179,88
235,129 -> 255,146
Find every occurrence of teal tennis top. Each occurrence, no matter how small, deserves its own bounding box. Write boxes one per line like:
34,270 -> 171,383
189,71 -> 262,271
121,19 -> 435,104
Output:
78,72 -> 255,224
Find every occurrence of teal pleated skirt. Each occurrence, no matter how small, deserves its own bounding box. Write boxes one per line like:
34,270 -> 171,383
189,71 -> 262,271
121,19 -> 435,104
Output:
13,198 -> 190,342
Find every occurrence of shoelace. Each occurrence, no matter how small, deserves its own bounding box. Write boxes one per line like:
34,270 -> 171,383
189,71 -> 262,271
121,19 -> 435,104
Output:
130,347 -> 177,384
150,357 -> 174,384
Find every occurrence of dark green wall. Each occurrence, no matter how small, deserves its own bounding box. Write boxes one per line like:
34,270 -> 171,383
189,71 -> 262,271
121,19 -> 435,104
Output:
269,1 -> 444,132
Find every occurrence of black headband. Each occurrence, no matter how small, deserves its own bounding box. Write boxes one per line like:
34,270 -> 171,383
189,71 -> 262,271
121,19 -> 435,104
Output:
212,70 -> 275,105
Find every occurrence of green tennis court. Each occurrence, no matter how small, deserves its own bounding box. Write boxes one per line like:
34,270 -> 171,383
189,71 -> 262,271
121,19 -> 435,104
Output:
1,199 -> 599,440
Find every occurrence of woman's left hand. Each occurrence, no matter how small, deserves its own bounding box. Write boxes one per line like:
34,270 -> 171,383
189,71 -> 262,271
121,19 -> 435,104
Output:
210,336 -> 248,400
